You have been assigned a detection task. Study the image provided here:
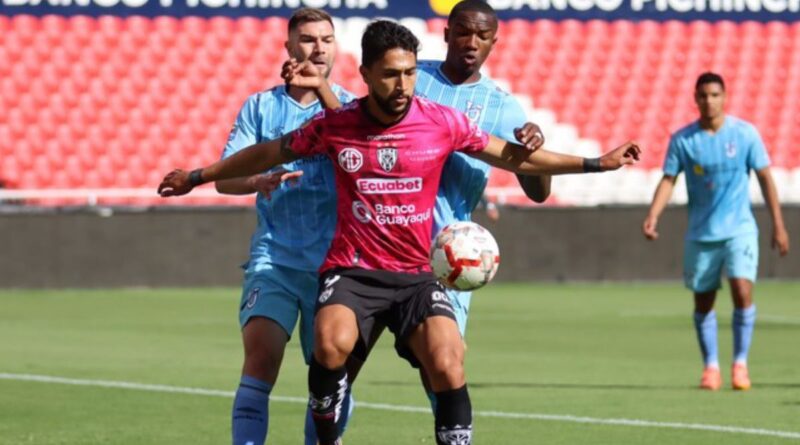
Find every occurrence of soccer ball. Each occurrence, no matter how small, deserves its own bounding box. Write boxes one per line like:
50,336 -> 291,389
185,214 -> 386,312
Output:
430,222 -> 500,291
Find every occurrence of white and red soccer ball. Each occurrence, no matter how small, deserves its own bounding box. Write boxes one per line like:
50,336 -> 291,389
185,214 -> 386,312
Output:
430,222 -> 500,291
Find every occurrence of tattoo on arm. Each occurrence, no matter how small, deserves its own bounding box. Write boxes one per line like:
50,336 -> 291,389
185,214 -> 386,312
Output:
279,133 -> 300,161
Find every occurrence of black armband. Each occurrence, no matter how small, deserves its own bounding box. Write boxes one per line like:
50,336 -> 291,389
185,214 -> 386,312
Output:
188,169 -> 205,187
582,157 -> 602,173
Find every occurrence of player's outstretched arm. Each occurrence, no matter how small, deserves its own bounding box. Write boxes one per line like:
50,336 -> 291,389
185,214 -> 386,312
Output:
756,167 -> 790,256
157,135 -> 299,197
472,135 -> 641,175
512,123 -> 551,203
642,175 -> 677,241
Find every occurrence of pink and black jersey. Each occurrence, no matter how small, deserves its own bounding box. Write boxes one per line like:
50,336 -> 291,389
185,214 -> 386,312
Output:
289,96 -> 489,274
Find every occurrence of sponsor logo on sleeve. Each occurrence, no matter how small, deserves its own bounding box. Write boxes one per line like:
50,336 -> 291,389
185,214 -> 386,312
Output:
356,177 -> 423,194
338,148 -> 363,173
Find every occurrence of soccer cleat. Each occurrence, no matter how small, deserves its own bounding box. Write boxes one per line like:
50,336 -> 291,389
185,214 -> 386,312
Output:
732,364 -> 751,390
699,366 -> 722,390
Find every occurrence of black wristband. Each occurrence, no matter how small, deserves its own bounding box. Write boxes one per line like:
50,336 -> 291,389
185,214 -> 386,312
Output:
188,169 -> 205,187
583,157 -> 602,173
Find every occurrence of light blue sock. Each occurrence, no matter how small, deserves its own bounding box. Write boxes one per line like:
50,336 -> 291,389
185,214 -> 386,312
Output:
426,390 -> 437,413
304,388 -> 354,445
693,311 -> 719,368
232,375 -> 271,445
733,305 -> 757,365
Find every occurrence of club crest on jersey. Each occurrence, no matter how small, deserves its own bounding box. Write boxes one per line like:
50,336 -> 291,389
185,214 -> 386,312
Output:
725,142 -> 737,158
246,287 -> 260,309
338,148 -> 363,173
377,147 -> 398,172
465,101 -> 483,123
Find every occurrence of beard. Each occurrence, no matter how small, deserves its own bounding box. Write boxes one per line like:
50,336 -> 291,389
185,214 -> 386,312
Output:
372,91 -> 411,117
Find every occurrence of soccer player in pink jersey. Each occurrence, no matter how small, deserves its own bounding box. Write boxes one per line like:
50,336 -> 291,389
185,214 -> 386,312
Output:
158,20 -> 640,445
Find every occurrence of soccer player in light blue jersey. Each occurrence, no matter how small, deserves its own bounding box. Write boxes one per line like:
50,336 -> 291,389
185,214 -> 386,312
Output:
413,0 -> 554,408
417,0 -> 551,335
215,9 -> 356,445
643,72 -> 790,391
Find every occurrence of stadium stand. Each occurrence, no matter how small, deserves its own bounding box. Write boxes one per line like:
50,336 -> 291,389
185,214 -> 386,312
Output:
0,15 -> 797,206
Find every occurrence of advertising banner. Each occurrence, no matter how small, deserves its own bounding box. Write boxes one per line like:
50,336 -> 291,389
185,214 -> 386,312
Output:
2,0 -> 798,24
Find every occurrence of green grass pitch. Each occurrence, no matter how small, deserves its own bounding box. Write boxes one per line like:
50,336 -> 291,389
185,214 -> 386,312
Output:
1,282 -> 798,444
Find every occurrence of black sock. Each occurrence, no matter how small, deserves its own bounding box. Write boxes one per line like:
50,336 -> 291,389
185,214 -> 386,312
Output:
308,358 -> 348,445
434,385 -> 472,445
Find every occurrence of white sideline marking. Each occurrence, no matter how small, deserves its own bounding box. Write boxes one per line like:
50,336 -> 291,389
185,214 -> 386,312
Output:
2,373 -> 799,440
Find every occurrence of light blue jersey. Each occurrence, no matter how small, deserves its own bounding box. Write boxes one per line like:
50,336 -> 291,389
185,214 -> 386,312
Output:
416,60 -> 528,336
664,115 -> 770,242
415,60 -> 528,235
223,84 -> 356,272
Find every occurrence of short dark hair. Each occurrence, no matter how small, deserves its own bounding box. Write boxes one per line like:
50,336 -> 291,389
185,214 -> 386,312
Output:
361,20 -> 419,67
288,7 -> 334,33
448,0 -> 497,25
695,72 -> 725,91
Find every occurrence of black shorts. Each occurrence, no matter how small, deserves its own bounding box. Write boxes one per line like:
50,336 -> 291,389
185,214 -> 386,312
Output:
316,267 -> 457,368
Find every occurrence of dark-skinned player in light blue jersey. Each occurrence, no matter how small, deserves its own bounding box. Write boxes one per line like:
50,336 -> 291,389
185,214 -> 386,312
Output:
411,0 -> 554,408
643,72 -> 790,391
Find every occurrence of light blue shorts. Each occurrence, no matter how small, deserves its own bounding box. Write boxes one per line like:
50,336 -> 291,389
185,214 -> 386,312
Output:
239,264 -> 319,364
445,288 -> 471,337
683,234 -> 759,293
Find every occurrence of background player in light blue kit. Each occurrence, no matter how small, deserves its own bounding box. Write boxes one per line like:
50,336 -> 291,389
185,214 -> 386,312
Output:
643,72 -> 790,391
215,8 -> 355,444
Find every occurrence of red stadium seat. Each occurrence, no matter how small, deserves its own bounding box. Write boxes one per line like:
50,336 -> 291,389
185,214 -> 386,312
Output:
1,16 -> 798,204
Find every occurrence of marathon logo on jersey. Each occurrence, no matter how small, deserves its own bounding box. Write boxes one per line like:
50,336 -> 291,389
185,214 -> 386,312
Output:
338,148 -> 363,173
377,146 -> 398,172
367,134 -> 406,141
356,177 -> 422,194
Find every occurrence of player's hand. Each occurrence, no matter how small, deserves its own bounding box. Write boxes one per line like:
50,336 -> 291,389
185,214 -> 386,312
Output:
247,169 -> 304,200
514,122 -> 545,151
600,141 -> 641,170
157,169 -> 193,197
642,214 -> 659,240
281,58 -> 323,90
772,226 -> 790,256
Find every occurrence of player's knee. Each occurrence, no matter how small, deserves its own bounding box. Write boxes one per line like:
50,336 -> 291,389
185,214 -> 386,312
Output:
426,345 -> 465,387
314,330 -> 352,369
